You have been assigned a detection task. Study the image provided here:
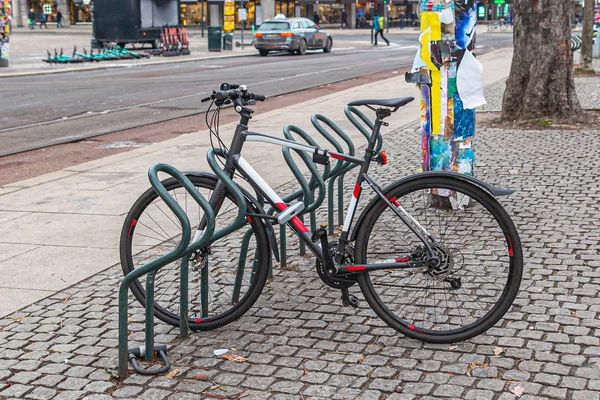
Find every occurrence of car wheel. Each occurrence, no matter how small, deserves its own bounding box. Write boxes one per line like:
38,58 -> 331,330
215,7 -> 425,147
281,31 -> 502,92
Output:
297,40 -> 307,55
259,49 -> 269,57
323,37 -> 332,53
152,39 -> 161,49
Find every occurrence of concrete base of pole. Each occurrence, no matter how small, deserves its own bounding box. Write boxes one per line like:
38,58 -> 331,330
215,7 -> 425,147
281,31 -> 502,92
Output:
0,58 -> 8,68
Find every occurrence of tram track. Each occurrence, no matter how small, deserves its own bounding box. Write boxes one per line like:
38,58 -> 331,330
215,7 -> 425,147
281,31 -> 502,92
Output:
0,39 -> 512,158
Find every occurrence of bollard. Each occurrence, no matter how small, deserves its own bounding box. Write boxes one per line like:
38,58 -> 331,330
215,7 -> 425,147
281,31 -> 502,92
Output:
593,33 -> 600,58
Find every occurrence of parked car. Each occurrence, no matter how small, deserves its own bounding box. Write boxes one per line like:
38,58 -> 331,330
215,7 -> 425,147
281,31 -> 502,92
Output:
253,16 -> 333,56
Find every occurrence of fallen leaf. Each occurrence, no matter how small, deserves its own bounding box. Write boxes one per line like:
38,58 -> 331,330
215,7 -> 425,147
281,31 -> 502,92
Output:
192,373 -> 209,381
357,355 -> 365,364
447,345 -> 458,351
465,362 -> 488,376
8,316 -> 25,323
571,311 -> 582,318
210,381 -> 227,392
493,347 -> 505,356
222,354 -> 248,363
510,385 -> 525,398
166,368 -> 180,379
384,269 -> 393,273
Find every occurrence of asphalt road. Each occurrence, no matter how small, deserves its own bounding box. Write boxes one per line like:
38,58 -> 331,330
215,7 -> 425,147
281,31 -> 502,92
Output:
0,33 -> 513,155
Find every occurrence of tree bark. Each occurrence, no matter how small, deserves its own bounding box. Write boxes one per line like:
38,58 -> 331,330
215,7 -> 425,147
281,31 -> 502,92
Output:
501,0 -> 584,124
579,0 -> 595,71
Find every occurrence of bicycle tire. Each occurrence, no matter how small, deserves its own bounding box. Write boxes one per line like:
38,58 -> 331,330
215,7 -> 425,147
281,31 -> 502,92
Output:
354,175 -> 523,343
120,174 -> 270,330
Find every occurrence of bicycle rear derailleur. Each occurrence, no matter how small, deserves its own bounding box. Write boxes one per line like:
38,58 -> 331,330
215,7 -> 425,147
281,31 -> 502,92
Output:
312,225 -> 359,308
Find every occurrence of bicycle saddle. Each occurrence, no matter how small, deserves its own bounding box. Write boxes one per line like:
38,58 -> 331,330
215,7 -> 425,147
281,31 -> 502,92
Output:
347,97 -> 414,109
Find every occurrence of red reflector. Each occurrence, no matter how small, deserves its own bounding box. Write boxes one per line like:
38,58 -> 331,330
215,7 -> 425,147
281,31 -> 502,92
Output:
408,324 -> 415,331
128,219 -> 137,237
381,150 -> 387,165
247,216 -> 253,223
330,153 -> 344,161
195,318 -> 200,323
395,257 -> 410,263
347,265 -> 366,271
507,236 -> 514,256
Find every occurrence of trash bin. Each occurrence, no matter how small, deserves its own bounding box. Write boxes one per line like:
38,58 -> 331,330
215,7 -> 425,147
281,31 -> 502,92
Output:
223,33 -> 233,51
208,26 -> 222,52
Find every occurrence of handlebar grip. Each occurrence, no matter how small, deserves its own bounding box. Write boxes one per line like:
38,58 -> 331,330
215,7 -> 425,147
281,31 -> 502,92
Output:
252,94 -> 266,102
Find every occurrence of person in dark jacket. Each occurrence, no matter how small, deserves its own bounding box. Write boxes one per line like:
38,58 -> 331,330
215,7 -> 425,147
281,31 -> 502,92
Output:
313,12 -> 320,27
341,10 -> 348,29
39,12 -> 48,28
28,8 -> 35,29
56,9 -> 64,28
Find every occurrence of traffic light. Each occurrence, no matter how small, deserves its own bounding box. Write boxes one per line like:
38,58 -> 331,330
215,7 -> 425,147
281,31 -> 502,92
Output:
383,0 -> 388,4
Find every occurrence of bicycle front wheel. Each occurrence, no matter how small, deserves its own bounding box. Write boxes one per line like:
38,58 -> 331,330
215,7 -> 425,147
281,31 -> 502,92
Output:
354,176 -> 523,343
120,174 -> 270,330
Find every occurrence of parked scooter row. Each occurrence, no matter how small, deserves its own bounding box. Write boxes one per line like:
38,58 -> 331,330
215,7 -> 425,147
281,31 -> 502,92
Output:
43,45 -> 151,64
159,25 -> 191,57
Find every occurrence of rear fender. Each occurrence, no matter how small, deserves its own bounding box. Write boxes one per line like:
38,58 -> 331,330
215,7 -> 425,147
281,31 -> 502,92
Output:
349,171 -> 515,242
184,171 -> 280,262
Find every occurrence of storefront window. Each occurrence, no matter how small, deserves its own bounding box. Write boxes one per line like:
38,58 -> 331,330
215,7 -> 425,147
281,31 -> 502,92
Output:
318,4 -> 344,24
70,0 -> 91,23
355,3 -> 371,28
180,3 -> 208,26
275,0 -> 295,17
234,1 -> 255,27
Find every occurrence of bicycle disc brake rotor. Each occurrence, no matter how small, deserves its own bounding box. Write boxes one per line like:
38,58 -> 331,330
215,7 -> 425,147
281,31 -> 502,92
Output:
423,244 -> 454,279
316,242 -> 357,289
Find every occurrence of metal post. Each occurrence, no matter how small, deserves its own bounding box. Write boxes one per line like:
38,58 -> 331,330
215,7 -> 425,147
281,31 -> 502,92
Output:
384,1 -> 388,33
370,3 -> 374,44
201,0 -> 205,37
90,2 -> 100,49
179,255 -> 190,338
241,0 -> 244,47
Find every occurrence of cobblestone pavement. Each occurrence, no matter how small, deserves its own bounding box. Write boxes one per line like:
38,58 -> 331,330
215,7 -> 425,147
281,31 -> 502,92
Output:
2,111 -> 600,399
479,74 -> 600,112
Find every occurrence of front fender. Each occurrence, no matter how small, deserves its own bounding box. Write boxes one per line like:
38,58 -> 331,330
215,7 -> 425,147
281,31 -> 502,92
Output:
183,170 -> 280,262
349,171 -> 515,242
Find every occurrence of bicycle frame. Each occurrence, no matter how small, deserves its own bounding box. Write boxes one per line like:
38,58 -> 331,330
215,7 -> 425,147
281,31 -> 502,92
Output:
202,106 -> 436,275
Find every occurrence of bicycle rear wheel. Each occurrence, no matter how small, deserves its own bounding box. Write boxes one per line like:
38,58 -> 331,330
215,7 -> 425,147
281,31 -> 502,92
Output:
354,176 -> 523,343
120,174 -> 270,330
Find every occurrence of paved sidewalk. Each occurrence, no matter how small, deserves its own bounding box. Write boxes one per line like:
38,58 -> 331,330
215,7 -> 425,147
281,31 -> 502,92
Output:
2,48 -> 600,399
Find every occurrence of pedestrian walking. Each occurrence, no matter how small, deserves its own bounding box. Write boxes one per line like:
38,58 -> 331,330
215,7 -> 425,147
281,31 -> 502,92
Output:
313,11 -> 320,28
56,9 -> 64,28
373,13 -> 389,46
340,10 -> 348,29
39,12 -> 48,29
410,12 -> 417,27
399,12 -> 406,29
28,8 -> 35,29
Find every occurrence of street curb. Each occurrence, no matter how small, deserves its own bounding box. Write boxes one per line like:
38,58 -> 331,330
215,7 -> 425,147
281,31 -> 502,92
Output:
0,50 -> 254,79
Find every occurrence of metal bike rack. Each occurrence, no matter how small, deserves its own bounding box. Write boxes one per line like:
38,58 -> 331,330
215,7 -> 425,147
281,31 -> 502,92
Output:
207,148 -> 265,305
118,163 -> 215,380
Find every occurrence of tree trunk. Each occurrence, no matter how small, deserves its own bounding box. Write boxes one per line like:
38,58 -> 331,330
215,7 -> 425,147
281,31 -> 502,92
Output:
501,0 -> 584,124
579,0 -> 595,71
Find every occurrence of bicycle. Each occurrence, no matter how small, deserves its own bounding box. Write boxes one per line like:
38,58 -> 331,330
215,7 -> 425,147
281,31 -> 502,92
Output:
487,19 -> 511,32
120,83 -> 523,343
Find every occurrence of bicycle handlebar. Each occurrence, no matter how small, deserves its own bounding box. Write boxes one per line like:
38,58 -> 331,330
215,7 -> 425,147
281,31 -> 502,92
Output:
201,83 -> 266,105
